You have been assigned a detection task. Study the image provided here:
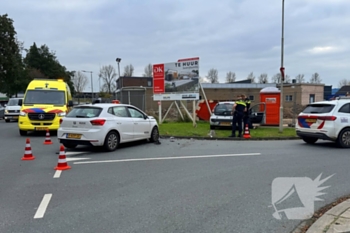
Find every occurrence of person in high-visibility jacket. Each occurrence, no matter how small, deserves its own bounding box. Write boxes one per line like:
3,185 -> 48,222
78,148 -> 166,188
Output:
229,95 -> 247,137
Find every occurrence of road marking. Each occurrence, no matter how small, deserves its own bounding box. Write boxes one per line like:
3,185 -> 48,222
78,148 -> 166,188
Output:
65,157 -> 90,162
53,170 -> 61,178
74,153 -> 261,165
66,152 -> 89,156
56,151 -> 90,155
34,194 -> 52,219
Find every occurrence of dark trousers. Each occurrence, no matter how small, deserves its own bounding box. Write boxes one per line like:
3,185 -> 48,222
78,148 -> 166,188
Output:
232,113 -> 243,136
243,115 -> 253,129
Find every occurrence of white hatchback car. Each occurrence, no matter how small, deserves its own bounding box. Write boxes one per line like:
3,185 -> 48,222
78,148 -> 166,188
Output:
209,101 -> 235,129
296,97 -> 350,148
58,103 -> 159,151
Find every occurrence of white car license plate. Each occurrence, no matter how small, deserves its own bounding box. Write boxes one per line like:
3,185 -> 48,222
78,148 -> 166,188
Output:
66,133 -> 82,139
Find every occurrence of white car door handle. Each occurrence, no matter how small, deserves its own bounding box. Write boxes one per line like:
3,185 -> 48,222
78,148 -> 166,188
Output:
134,123 -> 138,125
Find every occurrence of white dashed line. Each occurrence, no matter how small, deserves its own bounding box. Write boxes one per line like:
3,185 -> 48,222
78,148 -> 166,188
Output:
65,157 -> 90,162
74,153 -> 261,165
53,170 -> 62,178
34,194 -> 52,219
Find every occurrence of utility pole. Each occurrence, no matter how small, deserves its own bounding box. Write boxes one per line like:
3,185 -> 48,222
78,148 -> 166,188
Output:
293,90 -> 296,126
279,0 -> 285,133
116,58 -> 122,102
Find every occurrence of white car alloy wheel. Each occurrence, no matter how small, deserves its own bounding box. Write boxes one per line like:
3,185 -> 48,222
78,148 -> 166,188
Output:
150,127 -> 159,142
338,129 -> 350,148
104,131 -> 119,151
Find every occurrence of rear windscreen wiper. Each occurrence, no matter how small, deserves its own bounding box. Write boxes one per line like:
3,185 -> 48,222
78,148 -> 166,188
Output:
75,115 -> 87,118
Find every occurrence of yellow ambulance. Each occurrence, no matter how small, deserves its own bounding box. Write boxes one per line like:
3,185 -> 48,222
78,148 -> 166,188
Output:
18,79 -> 74,136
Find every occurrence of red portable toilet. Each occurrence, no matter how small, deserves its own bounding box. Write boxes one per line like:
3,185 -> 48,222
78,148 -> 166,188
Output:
112,100 -> 120,104
260,87 -> 281,126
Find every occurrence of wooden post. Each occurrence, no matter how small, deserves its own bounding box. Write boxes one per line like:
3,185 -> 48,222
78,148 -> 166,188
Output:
158,101 -> 162,124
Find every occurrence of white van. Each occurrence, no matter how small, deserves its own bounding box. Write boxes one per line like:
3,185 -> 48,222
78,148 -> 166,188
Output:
4,98 -> 23,122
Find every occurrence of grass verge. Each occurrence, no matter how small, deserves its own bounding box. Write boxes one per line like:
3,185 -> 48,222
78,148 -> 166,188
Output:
159,121 -> 297,138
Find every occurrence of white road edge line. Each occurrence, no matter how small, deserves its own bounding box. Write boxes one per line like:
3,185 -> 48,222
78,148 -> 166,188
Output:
53,170 -> 62,178
74,153 -> 261,165
34,194 -> 52,219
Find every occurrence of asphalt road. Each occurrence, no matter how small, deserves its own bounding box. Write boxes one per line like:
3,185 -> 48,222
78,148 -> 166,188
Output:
1,119 -> 350,233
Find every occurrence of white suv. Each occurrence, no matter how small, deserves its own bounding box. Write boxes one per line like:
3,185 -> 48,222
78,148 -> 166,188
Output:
296,97 -> 350,148
4,98 -> 22,122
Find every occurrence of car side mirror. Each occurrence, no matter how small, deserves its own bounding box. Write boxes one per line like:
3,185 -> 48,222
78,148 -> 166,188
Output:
18,99 -> 23,106
144,115 -> 148,119
67,100 -> 74,107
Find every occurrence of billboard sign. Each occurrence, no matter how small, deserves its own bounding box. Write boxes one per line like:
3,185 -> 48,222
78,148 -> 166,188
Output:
153,57 -> 199,101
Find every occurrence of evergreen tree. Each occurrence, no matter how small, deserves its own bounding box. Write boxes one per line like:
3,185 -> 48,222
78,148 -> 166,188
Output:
0,14 -> 27,97
24,43 -> 75,95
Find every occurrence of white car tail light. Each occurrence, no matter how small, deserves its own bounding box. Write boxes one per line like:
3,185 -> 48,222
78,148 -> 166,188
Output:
90,119 -> 106,126
318,116 -> 337,121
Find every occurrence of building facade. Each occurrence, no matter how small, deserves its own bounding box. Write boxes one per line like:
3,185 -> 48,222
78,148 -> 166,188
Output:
199,83 -> 276,105
97,77 -> 328,117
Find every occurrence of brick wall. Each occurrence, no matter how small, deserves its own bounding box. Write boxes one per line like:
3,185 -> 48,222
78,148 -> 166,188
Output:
198,88 -> 261,105
301,85 -> 324,105
117,77 -> 152,89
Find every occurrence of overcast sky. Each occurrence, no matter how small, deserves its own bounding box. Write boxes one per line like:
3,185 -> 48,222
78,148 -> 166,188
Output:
3,0 -> 350,92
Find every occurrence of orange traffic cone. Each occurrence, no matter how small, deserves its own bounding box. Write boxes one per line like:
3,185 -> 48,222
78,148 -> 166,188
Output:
54,145 -> 71,170
43,129 -> 53,145
22,138 -> 35,160
243,124 -> 251,139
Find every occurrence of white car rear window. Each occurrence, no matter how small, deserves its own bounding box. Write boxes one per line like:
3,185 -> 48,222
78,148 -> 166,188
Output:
214,103 -> 233,116
67,107 -> 102,118
302,104 -> 335,114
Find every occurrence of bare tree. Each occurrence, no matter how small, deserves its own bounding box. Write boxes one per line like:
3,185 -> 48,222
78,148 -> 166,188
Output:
123,64 -> 134,77
226,71 -> 236,83
72,71 -> 88,103
295,74 -> 305,83
206,68 -> 219,83
247,72 -> 256,83
284,74 -> 291,83
99,65 -> 117,94
258,73 -> 268,83
271,73 -> 290,83
338,78 -> 350,88
143,63 -> 152,77
271,73 -> 281,83
310,72 -> 322,84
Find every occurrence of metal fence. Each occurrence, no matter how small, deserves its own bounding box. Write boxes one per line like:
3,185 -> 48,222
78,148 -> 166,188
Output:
74,90 -> 340,124
115,90 -> 146,111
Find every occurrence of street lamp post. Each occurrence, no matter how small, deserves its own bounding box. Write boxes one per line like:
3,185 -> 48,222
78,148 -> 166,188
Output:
279,0 -> 285,133
82,70 -> 93,103
116,58 -> 121,78
116,58 -> 122,101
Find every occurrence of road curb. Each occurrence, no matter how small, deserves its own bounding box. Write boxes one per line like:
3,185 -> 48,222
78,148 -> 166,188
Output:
305,199 -> 350,233
290,195 -> 350,233
160,135 -> 300,141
